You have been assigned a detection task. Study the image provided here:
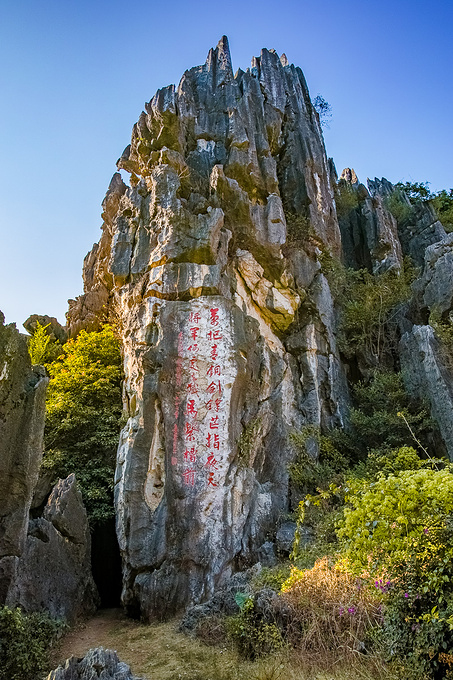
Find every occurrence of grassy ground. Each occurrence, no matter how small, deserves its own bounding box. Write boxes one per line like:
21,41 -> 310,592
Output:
50,609 -> 388,680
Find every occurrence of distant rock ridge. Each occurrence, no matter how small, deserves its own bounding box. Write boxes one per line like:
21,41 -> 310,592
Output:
65,37 -> 453,620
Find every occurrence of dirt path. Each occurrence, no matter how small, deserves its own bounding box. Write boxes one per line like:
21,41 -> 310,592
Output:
49,608 -> 375,680
50,608 -> 240,680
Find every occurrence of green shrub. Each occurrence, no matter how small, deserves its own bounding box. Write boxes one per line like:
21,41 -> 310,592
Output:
285,213 -> 315,246
43,325 -> 123,526
337,468 -> 453,575
336,467 -> 453,678
429,307 -> 453,372
432,188 -> 453,232
337,262 -> 415,363
289,425 -> 349,494
251,565 -> 292,593
384,191 -> 414,224
322,371 -> 433,465
334,180 -> 359,219
226,596 -> 286,660
27,321 -> 63,365
0,606 -> 63,680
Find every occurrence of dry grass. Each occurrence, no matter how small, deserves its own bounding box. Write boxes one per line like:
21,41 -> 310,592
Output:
50,607 -> 389,680
280,558 -> 385,672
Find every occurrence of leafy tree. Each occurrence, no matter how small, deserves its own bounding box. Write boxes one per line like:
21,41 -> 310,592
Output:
394,181 -> 453,232
27,321 -> 63,365
341,370 -> 433,460
337,260 -> 415,365
312,94 -> 332,128
394,181 -> 432,202
42,326 -> 123,526
432,188 -> 453,231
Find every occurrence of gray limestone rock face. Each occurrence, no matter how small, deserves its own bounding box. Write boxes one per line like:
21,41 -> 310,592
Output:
0,315 -> 97,621
46,648 -> 141,680
67,38 -> 349,619
412,233 -> 453,317
0,314 -> 48,600
6,474 -> 98,622
337,168 -> 403,274
368,178 -> 446,267
400,325 -> 453,459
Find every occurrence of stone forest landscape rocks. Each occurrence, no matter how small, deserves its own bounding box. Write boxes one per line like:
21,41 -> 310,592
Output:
1,35 -> 453,680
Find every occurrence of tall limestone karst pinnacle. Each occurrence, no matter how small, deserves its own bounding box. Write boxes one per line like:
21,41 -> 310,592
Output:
67,36 -> 349,618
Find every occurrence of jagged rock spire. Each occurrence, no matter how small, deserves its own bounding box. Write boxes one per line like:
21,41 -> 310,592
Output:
205,35 -> 233,86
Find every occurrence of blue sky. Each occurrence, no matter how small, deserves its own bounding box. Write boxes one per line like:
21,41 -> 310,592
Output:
1,0 -> 452,328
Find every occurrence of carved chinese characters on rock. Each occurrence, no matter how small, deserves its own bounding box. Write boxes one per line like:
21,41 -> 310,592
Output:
172,304 -> 226,489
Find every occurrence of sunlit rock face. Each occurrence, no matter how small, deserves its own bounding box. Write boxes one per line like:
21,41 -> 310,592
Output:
67,37 -> 349,618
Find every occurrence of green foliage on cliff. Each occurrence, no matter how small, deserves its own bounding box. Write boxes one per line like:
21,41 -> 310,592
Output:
334,180 -> 360,218
394,181 -> 453,232
27,321 -> 63,365
429,307 -> 453,372
337,260 -> 415,363
42,326 -> 123,526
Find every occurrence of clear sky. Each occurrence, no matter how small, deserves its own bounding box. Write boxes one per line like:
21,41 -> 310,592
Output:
1,0 -> 452,328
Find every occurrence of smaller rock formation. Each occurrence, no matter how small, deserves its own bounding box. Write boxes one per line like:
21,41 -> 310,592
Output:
46,648 -> 141,680
0,312 -> 48,600
0,312 -> 98,621
23,314 -> 68,344
400,325 -> 453,459
368,177 -> 446,268
399,233 -> 453,460
336,168 -> 402,274
6,474 -> 98,622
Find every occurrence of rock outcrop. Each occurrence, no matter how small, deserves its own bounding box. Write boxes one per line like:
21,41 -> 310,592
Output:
0,313 -> 97,621
0,313 -> 48,601
399,233 -> 453,460
6,474 -> 98,622
367,177 -> 446,268
67,37 -> 349,619
47,648 -> 141,680
336,167 -> 402,274
400,325 -> 453,459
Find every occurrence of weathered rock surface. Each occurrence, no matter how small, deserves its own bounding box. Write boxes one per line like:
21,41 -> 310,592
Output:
412,233 -> 453,318
46,648 -> 141,680
400,325 -> 453,459
23,313 -> 68,344
0,313 -> 48,600
67,38 -> 349,619
368,177 -> 446,268
337,168 -> 402,273
0,312 -> 98,621
6,474 -> 98,622
179,564 -> 259,633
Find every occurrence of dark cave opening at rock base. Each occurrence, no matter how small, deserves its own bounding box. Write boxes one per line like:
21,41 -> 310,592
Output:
91,517 -> 122,608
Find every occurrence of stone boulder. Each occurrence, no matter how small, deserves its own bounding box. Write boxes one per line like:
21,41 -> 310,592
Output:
46,648 -> 141,680
6,474 -> 98,622
23,314 -> 68,344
